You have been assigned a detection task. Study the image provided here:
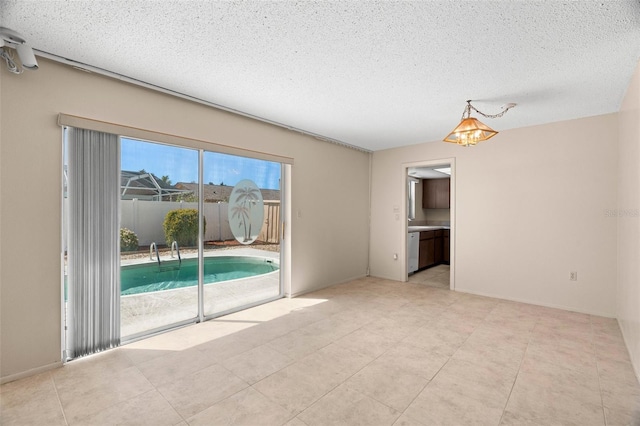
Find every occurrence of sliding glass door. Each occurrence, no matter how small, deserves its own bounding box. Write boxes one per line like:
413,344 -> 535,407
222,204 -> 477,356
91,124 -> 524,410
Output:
202,152 -> 282,318
119,138 -> 200,339
65,131 -> 285,350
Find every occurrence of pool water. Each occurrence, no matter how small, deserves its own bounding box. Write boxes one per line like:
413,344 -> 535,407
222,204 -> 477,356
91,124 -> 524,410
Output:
121,256 -> 278,295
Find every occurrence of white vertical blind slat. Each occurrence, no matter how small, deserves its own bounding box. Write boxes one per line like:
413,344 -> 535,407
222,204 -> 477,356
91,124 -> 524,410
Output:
67,127 -> 120,358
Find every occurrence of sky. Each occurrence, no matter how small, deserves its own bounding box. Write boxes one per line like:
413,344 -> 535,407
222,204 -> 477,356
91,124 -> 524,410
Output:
120,138 -> 281,190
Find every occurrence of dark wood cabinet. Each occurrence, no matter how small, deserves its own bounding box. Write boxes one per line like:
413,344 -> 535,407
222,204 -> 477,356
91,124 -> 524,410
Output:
422,178 -> 450,209
419,231 -> 435,269
417,229 -> 450,270
434,230 -> 443,264
443,230 -> 450,264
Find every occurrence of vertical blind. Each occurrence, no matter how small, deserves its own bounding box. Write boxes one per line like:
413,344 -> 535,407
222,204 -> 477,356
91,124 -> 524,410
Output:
66,127 -> 120,358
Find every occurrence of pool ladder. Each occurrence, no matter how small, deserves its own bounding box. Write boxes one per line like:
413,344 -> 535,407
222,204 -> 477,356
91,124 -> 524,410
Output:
149,241 -> 181,267
170,241 -> 182,265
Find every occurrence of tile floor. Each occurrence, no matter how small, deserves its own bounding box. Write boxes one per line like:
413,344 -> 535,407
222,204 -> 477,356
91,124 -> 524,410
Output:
2,273 -> 640,425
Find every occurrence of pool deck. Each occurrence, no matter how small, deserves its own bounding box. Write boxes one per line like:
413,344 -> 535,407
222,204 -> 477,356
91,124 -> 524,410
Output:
121,247 -> 281,338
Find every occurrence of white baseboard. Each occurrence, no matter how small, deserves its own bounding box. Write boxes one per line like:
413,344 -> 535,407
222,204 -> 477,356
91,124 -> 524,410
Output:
288,274 -> 367,298
1,361 -> 63,385
618,318 -> 640,383
453,287 -> 616,318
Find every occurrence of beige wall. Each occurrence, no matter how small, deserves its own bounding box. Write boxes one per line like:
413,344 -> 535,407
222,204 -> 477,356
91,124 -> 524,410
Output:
0,59 -> 371,379
617,60 -> 640,379
371,114 -> 619,317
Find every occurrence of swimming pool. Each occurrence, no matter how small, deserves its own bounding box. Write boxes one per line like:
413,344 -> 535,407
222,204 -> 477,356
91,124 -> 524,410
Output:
121,256 -> 279,296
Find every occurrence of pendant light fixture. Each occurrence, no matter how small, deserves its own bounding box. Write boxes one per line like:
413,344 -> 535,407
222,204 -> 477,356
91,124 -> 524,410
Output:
443,100 -> 516,146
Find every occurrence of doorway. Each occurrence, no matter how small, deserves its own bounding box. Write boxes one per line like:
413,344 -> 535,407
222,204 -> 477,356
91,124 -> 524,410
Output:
403,158 -> 455,290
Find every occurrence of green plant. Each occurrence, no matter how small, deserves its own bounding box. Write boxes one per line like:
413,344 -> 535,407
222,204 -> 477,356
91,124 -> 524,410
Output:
120,228 -> 139,252
163,208 -> 206,247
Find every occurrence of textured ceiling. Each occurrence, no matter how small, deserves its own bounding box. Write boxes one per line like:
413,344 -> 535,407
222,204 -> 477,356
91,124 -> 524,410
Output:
2,1 -> 640,151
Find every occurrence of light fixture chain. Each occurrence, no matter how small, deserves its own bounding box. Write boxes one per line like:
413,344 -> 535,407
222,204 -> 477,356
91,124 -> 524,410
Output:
467,102 -> 513,119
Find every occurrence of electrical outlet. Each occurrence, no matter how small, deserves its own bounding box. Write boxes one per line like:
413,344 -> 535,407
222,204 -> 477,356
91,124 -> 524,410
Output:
570,272 -> 578,281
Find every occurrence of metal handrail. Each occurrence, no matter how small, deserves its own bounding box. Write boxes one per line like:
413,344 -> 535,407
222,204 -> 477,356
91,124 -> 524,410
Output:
170,241 -> 181,265
149,242 -> 161,267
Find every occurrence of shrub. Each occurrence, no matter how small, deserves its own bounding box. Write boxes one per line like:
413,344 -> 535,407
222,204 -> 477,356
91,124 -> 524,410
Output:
120,228 -> 139,252
163,208 -> 206,247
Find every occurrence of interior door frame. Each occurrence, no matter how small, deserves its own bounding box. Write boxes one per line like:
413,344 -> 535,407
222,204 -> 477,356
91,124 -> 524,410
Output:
402,157 -> 456,290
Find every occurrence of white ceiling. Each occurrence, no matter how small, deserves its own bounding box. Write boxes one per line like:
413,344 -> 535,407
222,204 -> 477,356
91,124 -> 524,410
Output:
408,166 -> 450,180
2,1 -> 640,151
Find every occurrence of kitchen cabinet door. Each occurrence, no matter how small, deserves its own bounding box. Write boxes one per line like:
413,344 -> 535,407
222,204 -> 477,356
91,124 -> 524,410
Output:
419,231 -> 435,268
422,178 -> 450,209
434,236 -> 443,264
435,179 -> 450,209
419,238 -> 435,268
422,180 -> 437,209
443,230 -> 450,264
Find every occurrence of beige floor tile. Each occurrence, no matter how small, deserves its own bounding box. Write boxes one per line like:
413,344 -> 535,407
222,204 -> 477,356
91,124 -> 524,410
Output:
252,360 -> 343,414
0,370 -> 55,395
119,345 -> 175,366
599,374 -> 640,417
345,358 -> 429,412
597,358 -> 640,387
55,365 -> 154,424
421,274 -> 450,288
299,315 -> 364,342
4,277 -> 640,426
0,372 -> 66,426
77,389 -> 182,426
604,405 -> 640,426
404,379 -> 505,426
370,294 -> 412,310
119,322 -> 227,364
251,342 -> 372,415
499,410 -> 570,426
52,349 -> 134,382
398,303 -> 446,321
157,364 -> 248,418
484,312 -> 539,332
329,307 -> 379,328
283,418 -> 308,426
519,356 -> 601,395
505,372 -> 605,425
266,328 -> 333,360
301,343 -> 374,381
186,387 -> 293,425
362,315 -> 426,342
195,332 -> 259,362
524,339 -> 598,374
431,358 -> 517,408
594,339 -> 632,364
222,344 -> 294,384
401,324 -> 472,357
392,413 -> 426,426
227,319 -> 297,348
136,347 -> 217,387
298,384 -> 400,426
530,326 -> 594,353
333,328 -> 397,358
452,328 -> 527,373
376,342 -> 449,380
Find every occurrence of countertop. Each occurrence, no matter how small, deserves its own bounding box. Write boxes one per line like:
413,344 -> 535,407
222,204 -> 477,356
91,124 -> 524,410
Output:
408,225 -> 450,233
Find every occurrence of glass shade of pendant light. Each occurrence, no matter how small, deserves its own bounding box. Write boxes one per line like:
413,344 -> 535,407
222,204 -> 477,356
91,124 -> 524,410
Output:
443,100 -> 515,147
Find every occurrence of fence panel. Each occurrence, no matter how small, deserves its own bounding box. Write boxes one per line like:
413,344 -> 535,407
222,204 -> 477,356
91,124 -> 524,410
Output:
259,201 -> 281,243
120,199 -> 280,246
